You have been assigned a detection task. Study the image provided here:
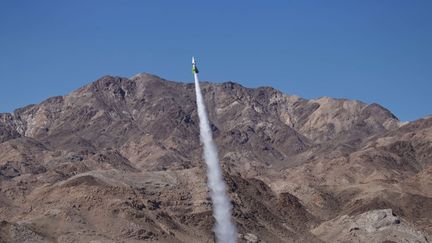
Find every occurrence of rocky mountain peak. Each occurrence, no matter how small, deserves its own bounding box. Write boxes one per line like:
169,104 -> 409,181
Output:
0,73 -> 430,243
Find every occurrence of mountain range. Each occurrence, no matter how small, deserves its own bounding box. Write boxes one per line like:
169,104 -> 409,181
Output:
1,73 -> 431,243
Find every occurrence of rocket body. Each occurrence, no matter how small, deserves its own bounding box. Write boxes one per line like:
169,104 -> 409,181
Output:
192,56 -> 199,74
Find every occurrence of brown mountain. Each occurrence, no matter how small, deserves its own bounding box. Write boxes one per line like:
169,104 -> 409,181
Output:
0,73 -> 431,243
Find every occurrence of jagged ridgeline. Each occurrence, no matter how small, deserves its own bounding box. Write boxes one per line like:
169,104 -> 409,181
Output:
0,73 -> 431,242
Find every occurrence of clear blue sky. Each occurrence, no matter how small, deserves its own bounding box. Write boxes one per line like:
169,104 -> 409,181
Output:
1,1 -> 431,121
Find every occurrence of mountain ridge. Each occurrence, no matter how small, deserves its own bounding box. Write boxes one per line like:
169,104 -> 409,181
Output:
0,73 -> 431,242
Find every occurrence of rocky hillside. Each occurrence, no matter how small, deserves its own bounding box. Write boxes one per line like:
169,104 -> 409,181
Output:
0,73 -> 431,243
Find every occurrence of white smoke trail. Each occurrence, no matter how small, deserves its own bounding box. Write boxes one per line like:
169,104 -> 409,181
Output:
194,72 -> 237,243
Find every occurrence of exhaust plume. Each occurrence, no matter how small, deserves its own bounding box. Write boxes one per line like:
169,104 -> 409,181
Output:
193,67 -> 237,243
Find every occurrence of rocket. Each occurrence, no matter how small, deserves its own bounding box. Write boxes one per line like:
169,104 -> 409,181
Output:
192,56 -> 199,74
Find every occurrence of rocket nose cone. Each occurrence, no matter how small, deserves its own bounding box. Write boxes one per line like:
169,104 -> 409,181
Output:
192,56 -> 196,64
